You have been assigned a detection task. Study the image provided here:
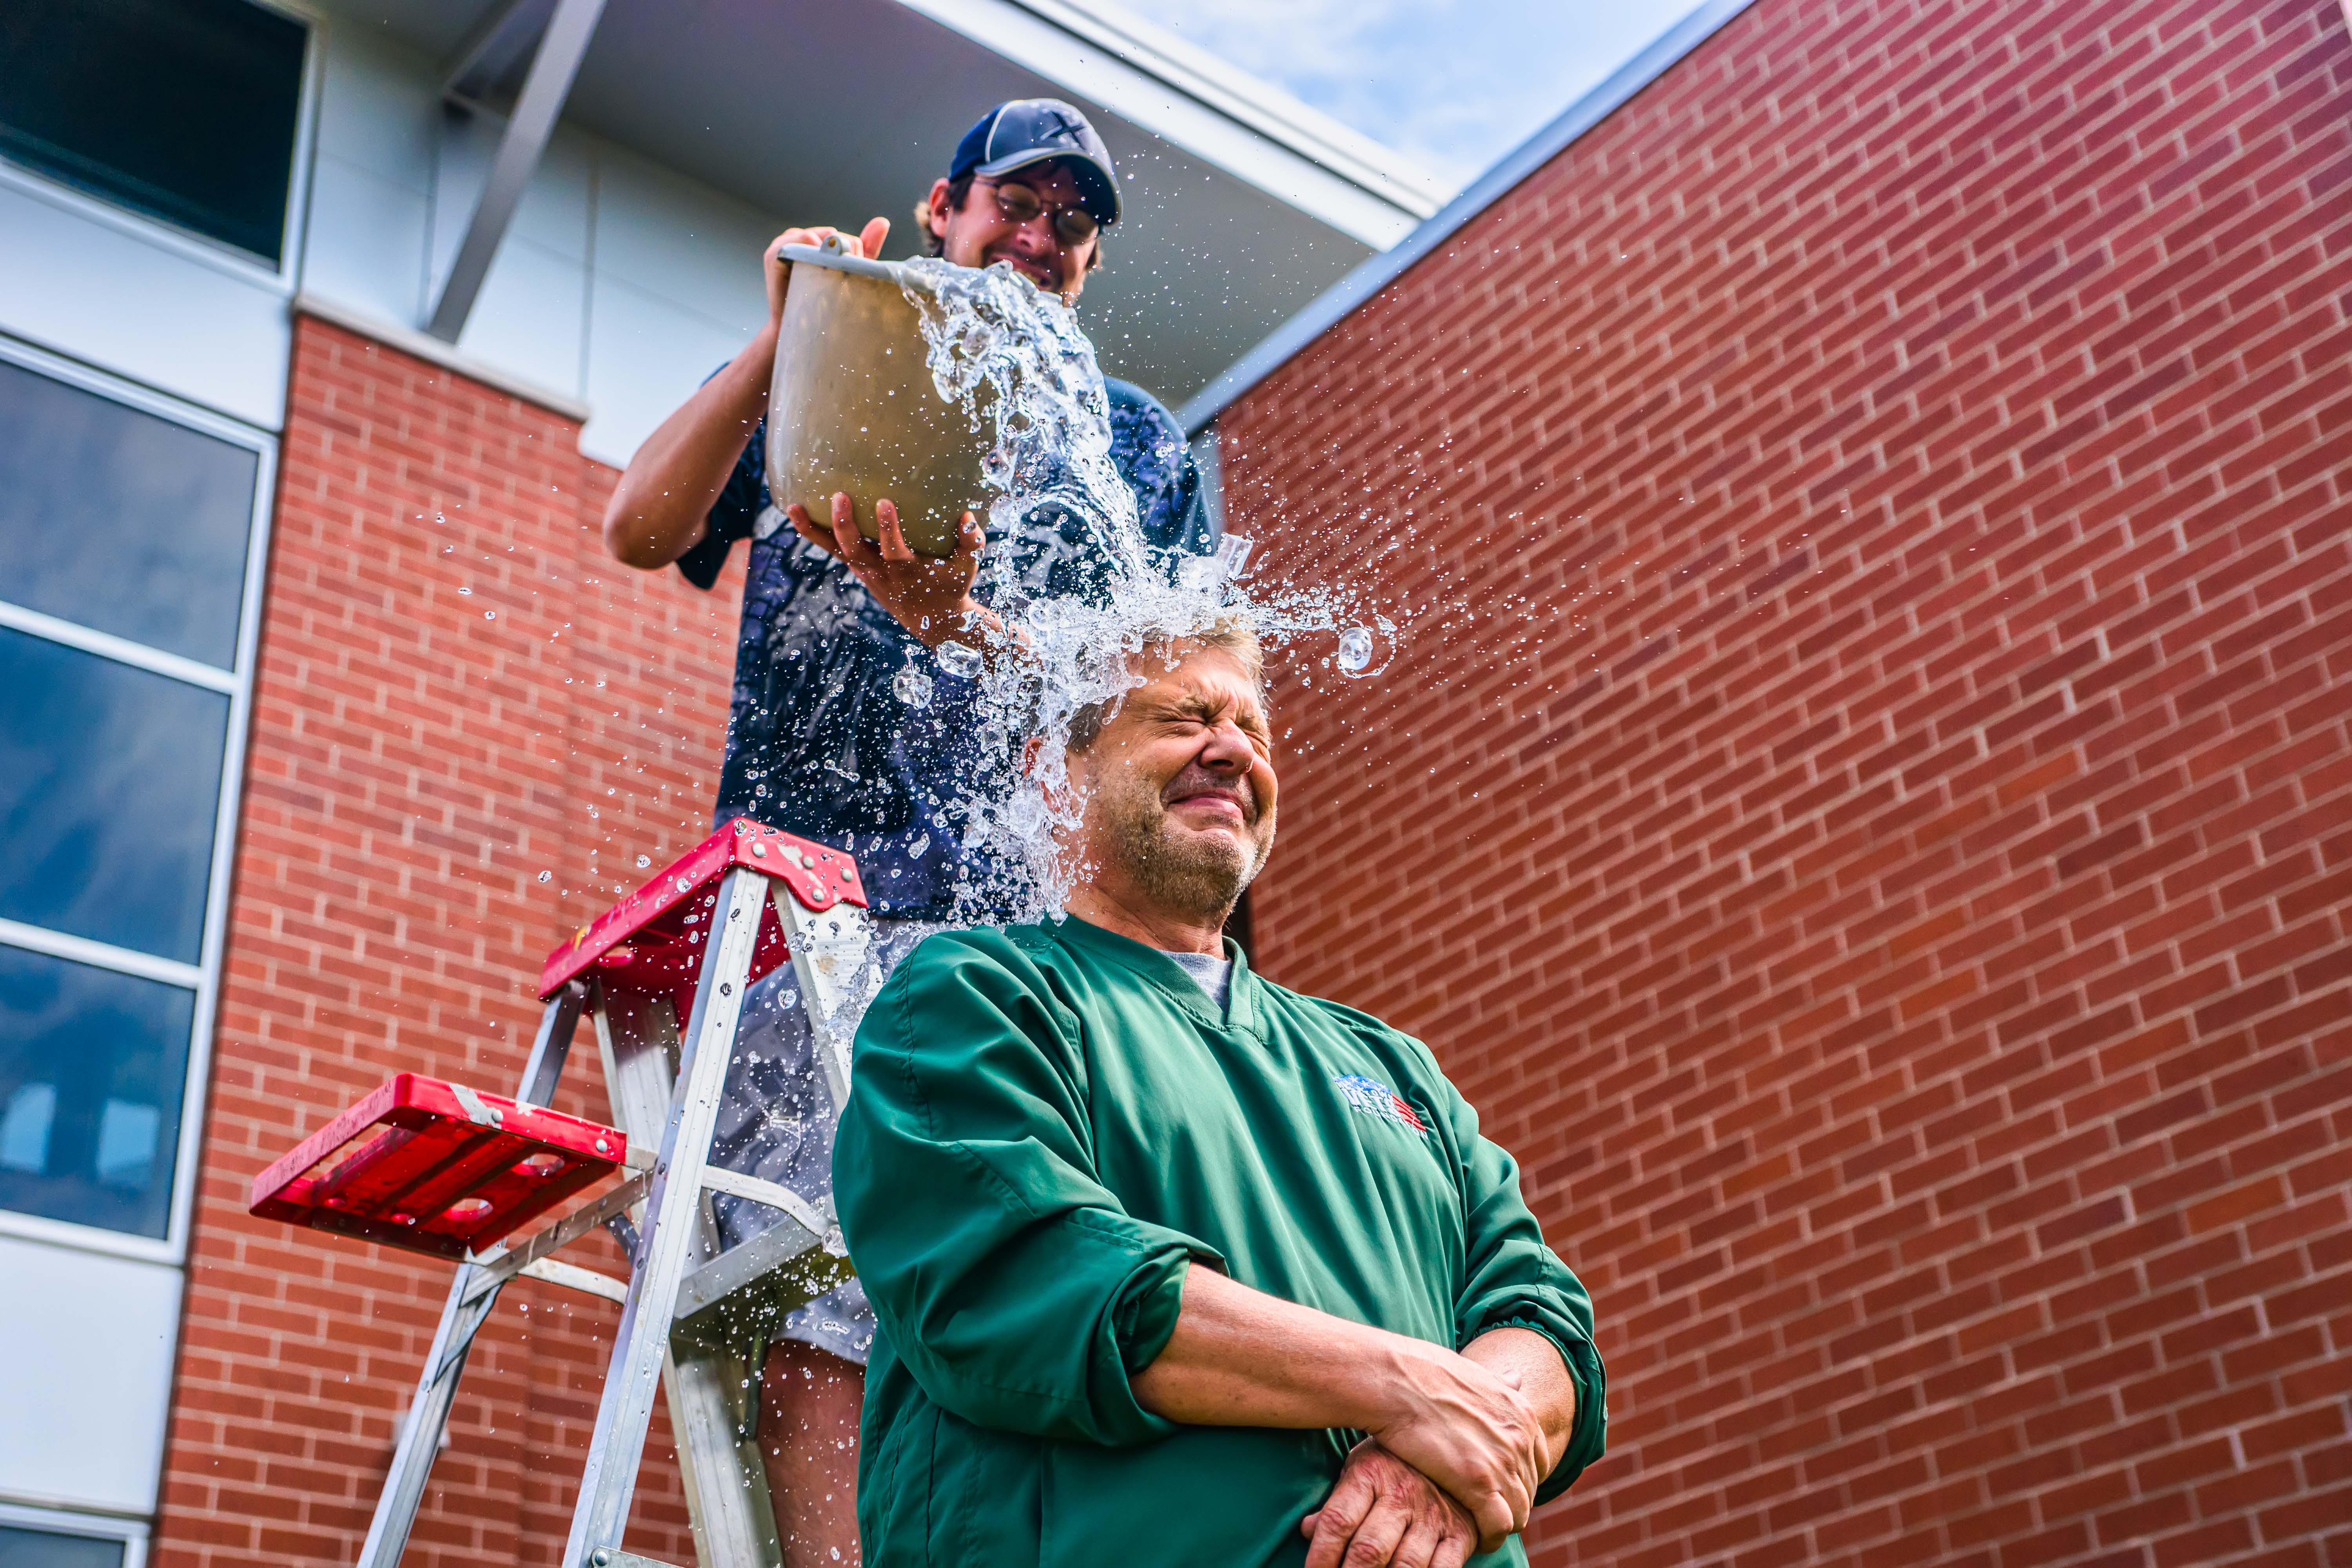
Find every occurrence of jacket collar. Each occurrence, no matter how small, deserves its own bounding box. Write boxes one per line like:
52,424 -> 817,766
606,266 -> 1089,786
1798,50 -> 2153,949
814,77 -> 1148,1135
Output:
1047,913 -> 1257,1033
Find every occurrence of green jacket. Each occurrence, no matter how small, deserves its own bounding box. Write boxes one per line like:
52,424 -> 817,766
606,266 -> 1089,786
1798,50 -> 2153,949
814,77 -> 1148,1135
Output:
834,916 -> 1607,1567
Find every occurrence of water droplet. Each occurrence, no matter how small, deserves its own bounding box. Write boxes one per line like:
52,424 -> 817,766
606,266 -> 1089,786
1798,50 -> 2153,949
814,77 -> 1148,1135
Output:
676,876 -> 693,893
893,661 -> 934,708
1336,626 -> 1375,674
637,855 -> 651,868
936,641 -> 983,679
485,611 -> 496,620
909,833 -> 931,859
1213,533 -> 1254,581
537,870 -> 552,883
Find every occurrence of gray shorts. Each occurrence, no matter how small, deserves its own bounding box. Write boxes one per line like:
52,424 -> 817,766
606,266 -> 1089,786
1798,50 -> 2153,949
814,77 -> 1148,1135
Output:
708,915 -> 927,1367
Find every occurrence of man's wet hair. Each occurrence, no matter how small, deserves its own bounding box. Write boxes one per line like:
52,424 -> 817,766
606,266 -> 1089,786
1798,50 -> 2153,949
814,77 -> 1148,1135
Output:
1064,619 -> 1266,753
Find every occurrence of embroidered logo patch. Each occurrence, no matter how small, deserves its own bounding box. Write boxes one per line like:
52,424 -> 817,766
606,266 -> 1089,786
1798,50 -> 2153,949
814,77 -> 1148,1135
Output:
1332,1074 -> 1430,1137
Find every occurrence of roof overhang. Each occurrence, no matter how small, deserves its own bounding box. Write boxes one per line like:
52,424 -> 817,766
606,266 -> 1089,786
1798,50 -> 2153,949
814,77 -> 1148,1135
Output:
313,0 -> 1444,405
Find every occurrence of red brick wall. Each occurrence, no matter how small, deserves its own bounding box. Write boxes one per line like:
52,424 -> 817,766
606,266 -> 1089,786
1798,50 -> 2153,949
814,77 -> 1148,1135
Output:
1221,0 -> 2352,1563
156,317 -> 744,1568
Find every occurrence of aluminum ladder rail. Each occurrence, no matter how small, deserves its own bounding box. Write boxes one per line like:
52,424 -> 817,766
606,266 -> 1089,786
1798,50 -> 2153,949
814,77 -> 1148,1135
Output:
351,821 -> 878,1568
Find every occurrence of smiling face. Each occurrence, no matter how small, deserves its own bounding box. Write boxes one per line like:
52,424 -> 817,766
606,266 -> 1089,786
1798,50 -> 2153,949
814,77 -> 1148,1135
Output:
1062,641 -> 1278,927
927,162 -> 1099,298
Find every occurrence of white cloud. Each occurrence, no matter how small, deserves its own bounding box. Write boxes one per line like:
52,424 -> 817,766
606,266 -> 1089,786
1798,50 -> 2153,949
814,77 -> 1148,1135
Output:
1105,0 -> 1707,191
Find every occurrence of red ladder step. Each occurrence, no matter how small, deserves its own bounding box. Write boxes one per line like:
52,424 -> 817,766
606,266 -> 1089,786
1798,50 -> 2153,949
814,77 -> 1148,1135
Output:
249,1073 -> 625,1259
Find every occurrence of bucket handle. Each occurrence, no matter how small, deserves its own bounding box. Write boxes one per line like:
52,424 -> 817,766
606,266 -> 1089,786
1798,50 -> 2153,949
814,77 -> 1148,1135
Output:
780,236 -> 911,289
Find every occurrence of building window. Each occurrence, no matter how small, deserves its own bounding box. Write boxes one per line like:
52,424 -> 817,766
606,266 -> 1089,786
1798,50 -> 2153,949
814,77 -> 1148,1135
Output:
0,1519 -> 129,1568
0,345 -> 269,1246
0,0 -> 307,263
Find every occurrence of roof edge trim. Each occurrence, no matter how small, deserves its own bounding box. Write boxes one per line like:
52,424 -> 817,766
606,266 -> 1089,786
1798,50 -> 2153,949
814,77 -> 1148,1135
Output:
999,0 -> 1447,217
293,292 -> 594,422
1177,0 -> 1761,434
895,0 -> 1425,247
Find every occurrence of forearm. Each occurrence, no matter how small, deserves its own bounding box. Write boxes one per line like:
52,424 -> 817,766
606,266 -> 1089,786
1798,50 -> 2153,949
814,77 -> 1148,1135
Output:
1463,1327 -> 1574,1472
1135,1265 -> 1550,1550
602,326 -> 775,568
1130,1264 -> 1429,1432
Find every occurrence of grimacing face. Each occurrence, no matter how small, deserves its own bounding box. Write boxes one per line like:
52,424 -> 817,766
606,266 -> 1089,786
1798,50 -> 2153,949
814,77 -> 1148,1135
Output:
926,162 -> 1097,298
1066,643 -> 1278,923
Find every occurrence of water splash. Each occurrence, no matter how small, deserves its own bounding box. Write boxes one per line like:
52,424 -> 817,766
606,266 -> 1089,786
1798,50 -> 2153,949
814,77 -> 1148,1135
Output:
896,258 -> 1404,927
891,661 -> 933,710
899,257 -> 1156,602
1335,615 -> 1397,679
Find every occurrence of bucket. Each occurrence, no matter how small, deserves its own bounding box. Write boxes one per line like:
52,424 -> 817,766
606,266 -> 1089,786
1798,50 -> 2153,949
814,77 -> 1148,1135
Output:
765,237 -> 986,558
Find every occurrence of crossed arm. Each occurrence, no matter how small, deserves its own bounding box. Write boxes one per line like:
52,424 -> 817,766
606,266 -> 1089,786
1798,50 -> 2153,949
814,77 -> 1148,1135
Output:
1135,1265 -> 1577,1568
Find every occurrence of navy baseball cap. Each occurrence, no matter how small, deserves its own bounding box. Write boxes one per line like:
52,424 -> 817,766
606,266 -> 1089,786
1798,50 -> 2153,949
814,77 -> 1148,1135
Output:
949,99 -> 1121,227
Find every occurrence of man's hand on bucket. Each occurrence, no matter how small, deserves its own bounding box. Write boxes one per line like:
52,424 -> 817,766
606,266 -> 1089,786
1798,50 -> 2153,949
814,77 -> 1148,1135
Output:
788,493 -> 1002,653
1303,1440 -> 1479,1568
763,217 -> 891,325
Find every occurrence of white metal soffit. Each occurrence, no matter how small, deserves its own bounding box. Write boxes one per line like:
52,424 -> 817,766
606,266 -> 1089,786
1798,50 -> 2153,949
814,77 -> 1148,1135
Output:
1177,0 -> 1766,434
895,0 -> 1446,249
412,0 -> 1445,348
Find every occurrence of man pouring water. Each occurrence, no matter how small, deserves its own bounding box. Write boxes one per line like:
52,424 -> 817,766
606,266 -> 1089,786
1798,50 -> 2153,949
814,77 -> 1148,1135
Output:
601,99 -> 1213,1565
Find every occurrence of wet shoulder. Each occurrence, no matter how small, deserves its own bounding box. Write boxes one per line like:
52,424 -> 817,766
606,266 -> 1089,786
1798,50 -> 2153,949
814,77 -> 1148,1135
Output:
1103,377 -> 1192,531
896,924 -> 1044,981
885,923 -> 1084,1005
873,924 -> 1096,1054
1104,376 -> 1180,437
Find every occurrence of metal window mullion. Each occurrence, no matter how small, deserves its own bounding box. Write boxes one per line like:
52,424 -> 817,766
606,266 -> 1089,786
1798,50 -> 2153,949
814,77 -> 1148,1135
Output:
0,1498 -> 150,1557
0,599 -> 238,693
0,917 -> 203,990
0,328 -> 275,1274
156,425 -> 277,1260
0,332 -> 281,450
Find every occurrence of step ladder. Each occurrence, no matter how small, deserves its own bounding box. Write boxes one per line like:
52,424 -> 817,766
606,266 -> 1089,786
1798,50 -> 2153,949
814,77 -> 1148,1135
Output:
249,817 -> 880,1568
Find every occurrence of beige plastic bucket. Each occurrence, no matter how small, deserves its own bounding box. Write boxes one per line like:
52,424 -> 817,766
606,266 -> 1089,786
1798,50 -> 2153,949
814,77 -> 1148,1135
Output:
765,238 -> 985,558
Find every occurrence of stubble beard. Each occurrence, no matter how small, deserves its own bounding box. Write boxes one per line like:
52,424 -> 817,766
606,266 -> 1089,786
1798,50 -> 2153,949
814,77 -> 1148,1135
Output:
1094,767 -> 1275,924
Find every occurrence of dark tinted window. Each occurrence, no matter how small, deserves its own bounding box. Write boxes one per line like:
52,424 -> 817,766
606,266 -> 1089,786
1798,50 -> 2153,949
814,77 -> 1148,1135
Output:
0,358 -> 256,668
0,1522 -> 129,1568
0,947 -> 193,1237
0,628 -> 228,964
0,0 -> 307,262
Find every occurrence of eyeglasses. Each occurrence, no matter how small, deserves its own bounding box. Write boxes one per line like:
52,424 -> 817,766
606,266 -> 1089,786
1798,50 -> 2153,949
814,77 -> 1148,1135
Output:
986,181 -> 1099,247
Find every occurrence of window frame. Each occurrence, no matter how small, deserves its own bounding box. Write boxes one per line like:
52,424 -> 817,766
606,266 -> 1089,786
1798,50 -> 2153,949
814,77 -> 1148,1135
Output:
0,334 -> 276,1268
0,1498 -> 149,1568
0,0 -> 321,289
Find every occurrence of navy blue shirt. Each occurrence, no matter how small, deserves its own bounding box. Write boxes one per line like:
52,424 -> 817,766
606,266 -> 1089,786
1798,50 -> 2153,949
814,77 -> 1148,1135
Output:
677,376 -> 1214,917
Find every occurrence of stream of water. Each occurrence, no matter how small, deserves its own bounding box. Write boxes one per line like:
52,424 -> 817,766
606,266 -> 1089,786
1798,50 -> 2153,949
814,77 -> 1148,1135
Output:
892,256 -> 1399,930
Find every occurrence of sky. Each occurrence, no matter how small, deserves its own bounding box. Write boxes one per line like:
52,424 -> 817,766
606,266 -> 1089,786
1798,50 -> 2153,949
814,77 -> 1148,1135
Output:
1104,0 -> 1711,194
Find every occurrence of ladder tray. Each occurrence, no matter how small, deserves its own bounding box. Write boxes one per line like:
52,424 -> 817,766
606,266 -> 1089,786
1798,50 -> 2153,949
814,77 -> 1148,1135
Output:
249,1073 -> 626,1259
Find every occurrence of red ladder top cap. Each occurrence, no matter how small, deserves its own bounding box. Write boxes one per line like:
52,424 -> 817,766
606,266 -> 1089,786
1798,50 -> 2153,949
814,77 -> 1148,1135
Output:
537,819 -> 867,998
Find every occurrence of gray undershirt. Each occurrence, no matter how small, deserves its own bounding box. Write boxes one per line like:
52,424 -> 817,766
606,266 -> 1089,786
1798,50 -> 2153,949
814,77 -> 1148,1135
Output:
1160,948 -> 1233,1010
